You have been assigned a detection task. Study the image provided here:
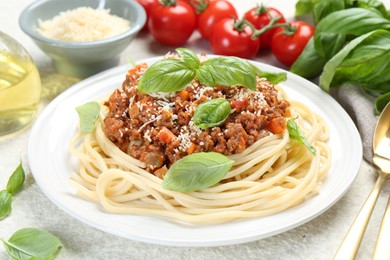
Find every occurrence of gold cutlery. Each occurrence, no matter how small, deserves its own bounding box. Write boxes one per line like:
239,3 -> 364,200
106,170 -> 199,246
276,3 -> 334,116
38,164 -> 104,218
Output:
334,102 -> 390,260
372,102 -> 390,259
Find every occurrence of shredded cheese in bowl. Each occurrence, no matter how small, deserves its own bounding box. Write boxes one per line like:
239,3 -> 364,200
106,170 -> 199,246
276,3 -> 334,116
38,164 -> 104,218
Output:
36,7 -> 131,42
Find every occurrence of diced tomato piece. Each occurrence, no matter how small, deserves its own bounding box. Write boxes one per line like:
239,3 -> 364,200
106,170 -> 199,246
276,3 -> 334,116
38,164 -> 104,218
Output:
231,99 -> 248,109
267,117 -> 286,134
179,90 -> 190,101
186,142 -> 197,154
158,127 -> 177,144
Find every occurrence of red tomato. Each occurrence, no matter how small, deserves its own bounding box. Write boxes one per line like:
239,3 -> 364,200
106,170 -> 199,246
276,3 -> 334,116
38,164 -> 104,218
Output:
198,0 -> 237,40
148,0 -> 197,46
136,0 -> 157,30
210,18 -> 260,59
244,6 -> 286,49
271,21 -> 314,67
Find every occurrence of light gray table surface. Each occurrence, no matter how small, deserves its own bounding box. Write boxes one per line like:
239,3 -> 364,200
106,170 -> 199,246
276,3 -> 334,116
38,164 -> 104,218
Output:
1,1 -> 390,259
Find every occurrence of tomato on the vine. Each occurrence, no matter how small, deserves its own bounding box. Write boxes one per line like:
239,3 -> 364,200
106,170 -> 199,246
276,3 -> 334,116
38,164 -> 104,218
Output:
244,6 -> 286,49
210,18 -> 260,59
148,0 -> 197,46
271,21 -> 315,67
136,0 -> 157,30
198,0 -> 238,40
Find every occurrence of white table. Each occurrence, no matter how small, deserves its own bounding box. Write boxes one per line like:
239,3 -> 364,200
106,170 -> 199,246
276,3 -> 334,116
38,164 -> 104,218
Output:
1,1 -> 390,259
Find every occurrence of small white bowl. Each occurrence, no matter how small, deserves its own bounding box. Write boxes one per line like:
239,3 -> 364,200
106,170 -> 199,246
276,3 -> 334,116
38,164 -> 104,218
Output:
19,0 -> 146,78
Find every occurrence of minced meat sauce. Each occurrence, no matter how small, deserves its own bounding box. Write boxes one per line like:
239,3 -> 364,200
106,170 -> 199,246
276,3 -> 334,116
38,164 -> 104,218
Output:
103,63 -> 290,178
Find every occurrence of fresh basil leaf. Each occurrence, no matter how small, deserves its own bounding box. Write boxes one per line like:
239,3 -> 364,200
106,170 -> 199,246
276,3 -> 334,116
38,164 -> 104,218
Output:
295,0 -> 319,16
193,98 -> 231,129
290,37 -> 327,79
257,71 -> 287,85
375,93 -> 390,115
196,57 -> 257,90
287,119 -> 316,155
250,64 -> 287,84
320,29 -> 390,93
2,228 -> 62,260
0,190 -> 12,220
355,0 -> 390,19
6,162 -> 25,195
332,32 -> 390,93
176,48 -> 200,70
162,152 -> 234,192
313,0 -> 345,23
314,8 -> 390,58
76,101 -> 100,134
138,59 -> 195,93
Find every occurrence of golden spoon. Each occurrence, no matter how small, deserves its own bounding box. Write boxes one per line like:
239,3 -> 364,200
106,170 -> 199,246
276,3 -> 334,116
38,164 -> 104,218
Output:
372,102 -> 390,259
334,102 -> 390,260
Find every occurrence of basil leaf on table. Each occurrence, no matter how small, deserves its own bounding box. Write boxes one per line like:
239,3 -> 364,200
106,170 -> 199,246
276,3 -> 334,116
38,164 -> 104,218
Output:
1,228 -> 62,260
76,101 -> 100,134
193,98 -> 231,129
0,190 -> 12,220
176,48 -> 200,70
314,8 -> 390,58
6,161 -> 25,195
290,37 -> 327,79
320,29 -> 390,102
162,152 -> 234,192
138,58 -> 196,93
287,119 -> 316,155
196,57 -> 257,90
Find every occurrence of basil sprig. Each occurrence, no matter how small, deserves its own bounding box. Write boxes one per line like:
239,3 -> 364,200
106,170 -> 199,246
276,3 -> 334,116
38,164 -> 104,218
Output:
320,29 -> 390,113
287,119 -> 316,155
313,8 -> 390,59
1,228 -> 62,260
0,163 -> 62,259
193,98 -> 231,129
0,162 -> 25,220
76,101 -> 100,134
292,7 -> 390,76
162,152 -> 234,192
291,2 -> 390,113
138,48 -> 286,93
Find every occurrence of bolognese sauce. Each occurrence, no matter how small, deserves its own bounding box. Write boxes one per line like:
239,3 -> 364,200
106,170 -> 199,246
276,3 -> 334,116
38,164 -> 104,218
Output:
103,62 -> 290,177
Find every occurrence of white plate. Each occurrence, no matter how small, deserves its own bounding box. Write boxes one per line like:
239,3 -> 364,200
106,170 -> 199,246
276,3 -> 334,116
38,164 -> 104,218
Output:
28,58 -> 362,247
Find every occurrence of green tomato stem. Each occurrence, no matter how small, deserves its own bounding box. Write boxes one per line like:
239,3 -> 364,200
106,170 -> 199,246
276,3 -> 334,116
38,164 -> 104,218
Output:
191,0 -> 208,14
159,0 -> 177,6
254,3 -> 268,15
249,17 -> 299,40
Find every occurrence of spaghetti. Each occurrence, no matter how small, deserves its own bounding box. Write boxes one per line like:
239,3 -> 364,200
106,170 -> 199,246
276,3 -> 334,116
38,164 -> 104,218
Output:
69,57 -> 331,225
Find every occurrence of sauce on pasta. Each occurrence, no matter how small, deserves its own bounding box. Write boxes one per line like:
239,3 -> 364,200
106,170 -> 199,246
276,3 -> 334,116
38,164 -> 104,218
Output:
103,63 -> 290,177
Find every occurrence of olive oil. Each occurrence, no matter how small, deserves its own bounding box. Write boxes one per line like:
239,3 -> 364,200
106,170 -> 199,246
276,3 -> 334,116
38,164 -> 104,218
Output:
0,53 -> 41,136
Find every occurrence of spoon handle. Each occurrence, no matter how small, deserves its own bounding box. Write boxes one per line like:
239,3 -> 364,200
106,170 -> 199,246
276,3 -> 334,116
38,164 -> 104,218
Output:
373,192 -> 390,260
334,173 -> 386,260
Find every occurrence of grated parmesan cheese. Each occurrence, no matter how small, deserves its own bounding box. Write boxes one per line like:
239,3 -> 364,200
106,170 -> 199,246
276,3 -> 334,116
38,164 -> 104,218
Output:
36,7 -> 130,42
